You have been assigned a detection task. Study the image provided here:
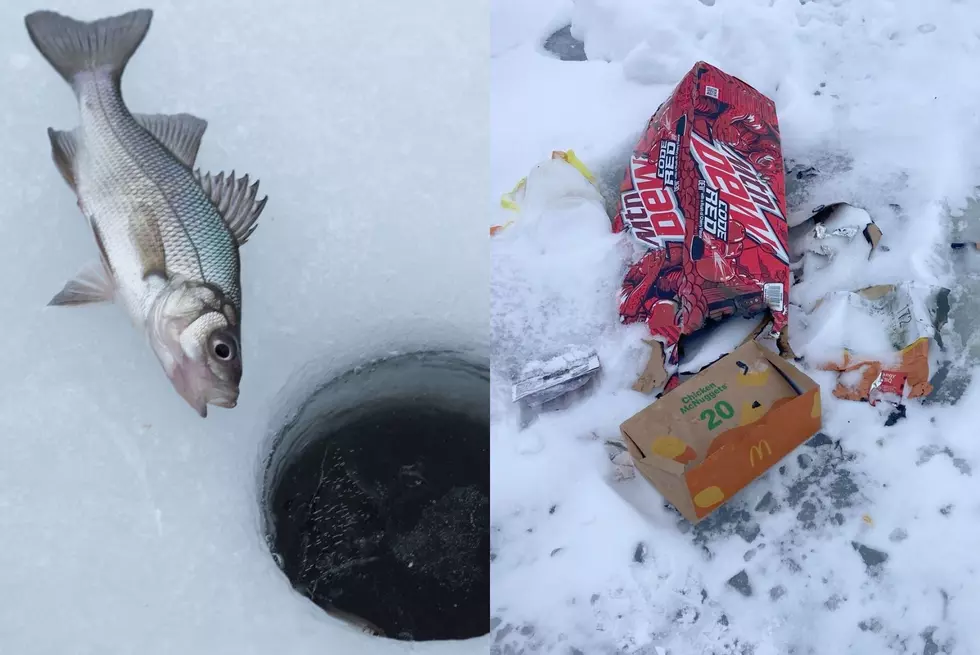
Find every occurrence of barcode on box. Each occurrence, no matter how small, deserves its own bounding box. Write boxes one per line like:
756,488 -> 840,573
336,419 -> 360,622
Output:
763,283 -> 784,313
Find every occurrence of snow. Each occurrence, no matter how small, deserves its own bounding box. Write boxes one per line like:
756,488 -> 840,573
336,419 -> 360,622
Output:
0,1 -> 486,653
491,156 -> 626,385
491,1 -> 980,653
795,291 -> 902,367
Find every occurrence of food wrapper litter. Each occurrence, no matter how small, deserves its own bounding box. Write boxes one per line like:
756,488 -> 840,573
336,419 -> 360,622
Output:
797,282 -> 950,406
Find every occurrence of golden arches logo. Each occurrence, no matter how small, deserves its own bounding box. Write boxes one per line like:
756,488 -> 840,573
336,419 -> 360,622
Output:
748,440 -> 772,468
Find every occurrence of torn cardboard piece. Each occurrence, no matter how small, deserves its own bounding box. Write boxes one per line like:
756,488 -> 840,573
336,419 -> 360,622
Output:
740,315 -> 797,360
789,202 -> 883,283
633,316 -> 797,395
633,340 -> 669,394
621,340 -> 822,523
804,283 -> 949,404
675,316 -> 771,377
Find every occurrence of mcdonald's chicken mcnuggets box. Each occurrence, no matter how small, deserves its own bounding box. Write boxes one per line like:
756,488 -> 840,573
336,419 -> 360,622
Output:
620,341 -> 822,523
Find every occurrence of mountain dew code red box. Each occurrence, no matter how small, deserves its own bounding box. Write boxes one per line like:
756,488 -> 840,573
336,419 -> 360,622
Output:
620,341 -> 822,523
613,61 -> 791,393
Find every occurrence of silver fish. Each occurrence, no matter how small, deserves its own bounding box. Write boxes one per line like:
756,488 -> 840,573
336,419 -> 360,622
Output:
25,9 -> 268,417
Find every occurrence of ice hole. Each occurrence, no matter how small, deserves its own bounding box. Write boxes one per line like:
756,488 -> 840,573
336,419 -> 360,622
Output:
262,351 -> 489,641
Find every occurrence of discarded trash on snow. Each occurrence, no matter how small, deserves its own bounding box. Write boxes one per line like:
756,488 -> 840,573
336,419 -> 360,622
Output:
604,439 -> 636,482
611,61 -> 792,395
797,282 -> 949,406
621,340 -> 822,523
493,147 -> 616,427
634,340 -> 669,394
492,149 -> 600,236
941,208 -> 980,251
512,347 -> 601,407
789,202 -> 883,283
511,347 -> 602,428
635,313 -> 797,397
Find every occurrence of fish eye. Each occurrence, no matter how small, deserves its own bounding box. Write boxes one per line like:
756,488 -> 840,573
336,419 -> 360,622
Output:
212,338 -> 236,361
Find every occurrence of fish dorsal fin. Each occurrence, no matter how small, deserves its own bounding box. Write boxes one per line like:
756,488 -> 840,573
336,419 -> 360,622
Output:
47,127 -> 79,191
134,113 -> 208,168
194,170 -> 268,246
48,260 -> 114,306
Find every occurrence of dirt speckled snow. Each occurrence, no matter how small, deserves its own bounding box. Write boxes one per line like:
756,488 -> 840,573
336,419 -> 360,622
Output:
491,1 -> 980,653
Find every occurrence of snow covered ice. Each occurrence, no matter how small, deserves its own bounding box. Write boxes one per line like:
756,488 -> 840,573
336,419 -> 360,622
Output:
491,0 -> 980,653
0,1 -> 487,653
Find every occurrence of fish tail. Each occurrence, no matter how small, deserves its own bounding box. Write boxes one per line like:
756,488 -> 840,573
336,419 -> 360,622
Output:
24,9 -> 152,91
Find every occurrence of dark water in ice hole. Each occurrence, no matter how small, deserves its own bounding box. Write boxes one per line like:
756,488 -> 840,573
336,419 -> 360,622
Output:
269,400 -> 489,641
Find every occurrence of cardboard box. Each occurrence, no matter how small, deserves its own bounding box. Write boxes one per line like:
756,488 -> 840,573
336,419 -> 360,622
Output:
613,61 -> 791,392
620,340 -> 822,523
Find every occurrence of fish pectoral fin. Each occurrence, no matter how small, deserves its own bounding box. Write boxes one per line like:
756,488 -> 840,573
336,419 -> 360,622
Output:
48,260 -> 114,306
134,113 -> 208,168
195,169 -> 268,246
48,127 -> 80,191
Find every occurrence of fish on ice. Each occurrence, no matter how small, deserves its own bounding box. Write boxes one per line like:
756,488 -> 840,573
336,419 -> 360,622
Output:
25,8 -> 268,417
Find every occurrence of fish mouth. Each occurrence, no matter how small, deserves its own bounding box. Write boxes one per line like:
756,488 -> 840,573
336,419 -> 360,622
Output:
210,396 -> 238,410
170,370 -> 238,417
181,396 -> 236,419
168,368 -> 240,418
176,385 -> 209,418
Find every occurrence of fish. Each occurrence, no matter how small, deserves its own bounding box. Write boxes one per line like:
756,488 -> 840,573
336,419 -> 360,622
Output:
24,9 -> 268,417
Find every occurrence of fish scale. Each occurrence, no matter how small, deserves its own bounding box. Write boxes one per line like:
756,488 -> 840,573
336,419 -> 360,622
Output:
76,72 -> 241,318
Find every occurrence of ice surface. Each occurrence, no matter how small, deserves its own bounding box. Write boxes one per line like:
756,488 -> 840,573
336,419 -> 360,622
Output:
0,1 -> 487,653
492,1 -> 980,653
